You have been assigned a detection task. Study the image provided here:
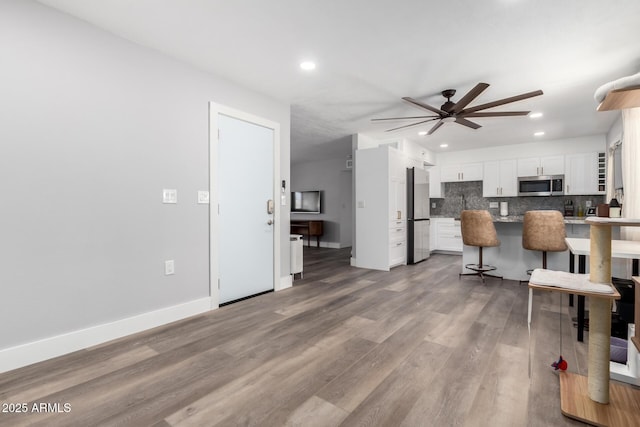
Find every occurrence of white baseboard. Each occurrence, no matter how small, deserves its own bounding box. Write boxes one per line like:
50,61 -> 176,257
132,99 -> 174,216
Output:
319,241 -> 342,249
278,275 -> 293,290
0,297 -> 212,374
302,241 -> 343,249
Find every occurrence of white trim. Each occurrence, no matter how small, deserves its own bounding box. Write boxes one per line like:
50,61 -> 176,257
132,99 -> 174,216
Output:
0,297 -> 212,374
209,103 -> 281,309
278,274 -> 293,291
297,241 -> 344,249
319,241 -> 342,249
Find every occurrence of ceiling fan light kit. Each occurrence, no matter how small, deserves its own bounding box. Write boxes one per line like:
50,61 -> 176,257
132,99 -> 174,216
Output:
373,83 -> 543,135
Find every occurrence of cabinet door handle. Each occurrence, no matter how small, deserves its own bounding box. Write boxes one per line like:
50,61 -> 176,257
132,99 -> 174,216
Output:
396,242 -> 402,246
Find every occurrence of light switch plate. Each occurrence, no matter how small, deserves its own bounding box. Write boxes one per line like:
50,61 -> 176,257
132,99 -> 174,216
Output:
198,191 -> 210,204
163,189 -> 177,204
165,260 -> 175,275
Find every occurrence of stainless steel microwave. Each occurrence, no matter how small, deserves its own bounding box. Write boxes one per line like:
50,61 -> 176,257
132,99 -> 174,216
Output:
517,175 -> 564,196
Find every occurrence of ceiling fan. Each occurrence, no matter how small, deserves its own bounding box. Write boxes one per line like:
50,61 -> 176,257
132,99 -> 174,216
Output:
372,83 -> 543,135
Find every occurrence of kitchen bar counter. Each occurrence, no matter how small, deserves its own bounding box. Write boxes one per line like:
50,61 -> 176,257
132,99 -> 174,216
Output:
432,214 -> 589,225
492,215 -> 588,225
461,219 -> 591,281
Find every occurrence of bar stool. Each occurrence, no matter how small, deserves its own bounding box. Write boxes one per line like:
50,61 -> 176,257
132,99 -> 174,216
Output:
459,210 -> 503,283
522,210 -> 567,277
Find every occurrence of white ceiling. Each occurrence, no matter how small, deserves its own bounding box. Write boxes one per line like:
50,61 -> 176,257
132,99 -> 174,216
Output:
38,0 -> 640,163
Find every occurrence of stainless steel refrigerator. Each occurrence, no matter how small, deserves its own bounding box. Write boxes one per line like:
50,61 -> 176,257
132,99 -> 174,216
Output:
407,167 -> 430,264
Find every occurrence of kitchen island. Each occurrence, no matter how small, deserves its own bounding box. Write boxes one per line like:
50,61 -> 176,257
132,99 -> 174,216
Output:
461,215 -> 591,281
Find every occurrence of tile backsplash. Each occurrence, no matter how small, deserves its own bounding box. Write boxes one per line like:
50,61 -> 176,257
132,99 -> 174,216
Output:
430,181 -> 605,218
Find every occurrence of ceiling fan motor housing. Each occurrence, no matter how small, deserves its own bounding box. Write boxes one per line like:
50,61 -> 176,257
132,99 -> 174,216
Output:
441,89 -> 457,113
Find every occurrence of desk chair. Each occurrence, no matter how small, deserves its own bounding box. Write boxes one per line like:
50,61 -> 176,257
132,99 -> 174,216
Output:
459,210 -> 503,283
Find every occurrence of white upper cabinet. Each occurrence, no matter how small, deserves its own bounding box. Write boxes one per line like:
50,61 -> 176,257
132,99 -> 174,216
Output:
388,148 -> 407,221
483,159 -> 517,197
565,152 -> 602,195
441,162 -> 483,182
428,165 -> 442,198
517,155 -> 564,177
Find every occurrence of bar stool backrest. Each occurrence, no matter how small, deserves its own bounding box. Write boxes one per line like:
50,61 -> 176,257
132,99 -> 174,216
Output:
522,210 -> 568,252
460,210 -> 500,248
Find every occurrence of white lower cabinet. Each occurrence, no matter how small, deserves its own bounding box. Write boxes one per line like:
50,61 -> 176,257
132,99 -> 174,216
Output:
389,220 -> 407,267
433,218 -> 463,252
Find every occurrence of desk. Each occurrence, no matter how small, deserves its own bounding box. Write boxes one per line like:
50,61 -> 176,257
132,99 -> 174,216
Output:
290,220 -> 323,247
530,217 -> 640,425
565,238 -> 640,342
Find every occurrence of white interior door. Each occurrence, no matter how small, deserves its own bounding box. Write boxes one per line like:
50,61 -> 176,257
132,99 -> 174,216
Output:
216,112 -> 275,304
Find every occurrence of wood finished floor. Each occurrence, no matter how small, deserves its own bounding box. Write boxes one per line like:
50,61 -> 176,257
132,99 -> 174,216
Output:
0,248 -> 597,426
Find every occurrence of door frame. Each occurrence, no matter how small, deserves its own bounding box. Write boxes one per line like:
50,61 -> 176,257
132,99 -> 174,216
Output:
209,102 -> 281,309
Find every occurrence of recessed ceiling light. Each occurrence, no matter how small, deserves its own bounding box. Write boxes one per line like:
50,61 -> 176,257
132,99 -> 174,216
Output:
440,143 -> 449,148
534,131 -> 545,137
418,131 -> 427,136
530,112 -> 543,119
300,61 -> 316,71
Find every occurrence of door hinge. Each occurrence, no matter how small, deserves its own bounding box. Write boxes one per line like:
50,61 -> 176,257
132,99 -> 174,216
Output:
218,278 -> 220,289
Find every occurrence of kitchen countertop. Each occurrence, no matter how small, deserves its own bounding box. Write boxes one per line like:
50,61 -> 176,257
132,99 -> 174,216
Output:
493,215 -> 588,224
430,215 -> 589,224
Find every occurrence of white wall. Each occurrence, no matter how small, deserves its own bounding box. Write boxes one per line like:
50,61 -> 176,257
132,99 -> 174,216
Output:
290,158 -> 352,248
435,135 -> 606,165
0,0 -> 290,369
607,114 -> 623,147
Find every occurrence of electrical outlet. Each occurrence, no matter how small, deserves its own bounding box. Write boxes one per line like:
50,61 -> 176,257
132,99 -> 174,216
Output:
163,189 -> 177,204
585,200 -> 592,207
431,202 -> 436,209
489,202 -> 499,208
165,260 -> 175,275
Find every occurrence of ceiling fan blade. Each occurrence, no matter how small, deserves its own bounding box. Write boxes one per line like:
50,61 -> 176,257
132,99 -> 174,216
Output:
464,111 -> 530,117
385,118 -> 440,132
402,97 -> 447,115
451,83 -> 490,114
460,90 -> 543,114
454,117 -> 481,129
427,120 -> 444,135
372,115 -> 438,122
